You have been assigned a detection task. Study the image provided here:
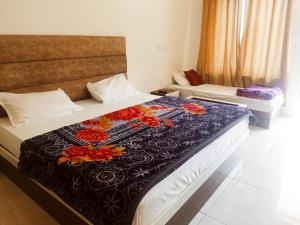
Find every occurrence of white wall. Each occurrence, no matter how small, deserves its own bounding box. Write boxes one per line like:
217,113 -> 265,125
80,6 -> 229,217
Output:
284,0 -> 300,115
0,0 -> 203,92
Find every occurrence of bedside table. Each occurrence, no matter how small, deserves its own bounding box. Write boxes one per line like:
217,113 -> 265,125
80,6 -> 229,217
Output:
150,88 -> 179,97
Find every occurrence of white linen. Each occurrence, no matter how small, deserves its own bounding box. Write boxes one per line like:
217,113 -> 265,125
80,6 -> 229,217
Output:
0,93 -> 249,225
87,74 -> 140,103
0,93 -> 158,158
172,84 -> 284,113
0,89 -> 82,127
172,72 -> 190,86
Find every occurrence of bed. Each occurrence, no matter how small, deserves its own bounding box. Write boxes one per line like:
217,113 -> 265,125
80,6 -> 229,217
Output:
172,84 -> 284,128
0,35 -> 251,225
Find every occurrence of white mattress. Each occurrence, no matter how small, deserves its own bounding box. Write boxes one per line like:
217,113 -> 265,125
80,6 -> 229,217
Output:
0,93 -> 158,158
0,93 -> 249,225
172,84 -> 284,113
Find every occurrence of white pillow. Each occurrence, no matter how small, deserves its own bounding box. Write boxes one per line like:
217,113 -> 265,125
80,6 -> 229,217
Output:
87,74 -> 140,103
0,89 -> 82,127
173,72 -> 190,86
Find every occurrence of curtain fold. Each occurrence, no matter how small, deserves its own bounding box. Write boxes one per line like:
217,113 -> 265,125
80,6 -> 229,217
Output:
197,0 -> 241,86
240,0 -> 290,86
197,0 -> 294,88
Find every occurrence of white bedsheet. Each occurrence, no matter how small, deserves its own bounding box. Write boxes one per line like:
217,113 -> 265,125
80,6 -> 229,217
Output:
0,93 -> 158,157
0,93 -> 249,225
172,84 -> 284,113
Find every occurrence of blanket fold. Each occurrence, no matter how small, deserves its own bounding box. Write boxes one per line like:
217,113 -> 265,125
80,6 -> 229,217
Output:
236,85 -> 283,100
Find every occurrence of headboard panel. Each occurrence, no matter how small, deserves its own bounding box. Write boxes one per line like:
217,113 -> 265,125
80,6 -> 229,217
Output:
0,56 -> 126,91
0,35 -> 126,64
0,35 -> 127,117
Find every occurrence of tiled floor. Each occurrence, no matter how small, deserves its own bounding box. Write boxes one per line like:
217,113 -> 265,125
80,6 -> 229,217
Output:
192,115 -> 300,225
0,173 -> 58,225
0,116 -> 300,225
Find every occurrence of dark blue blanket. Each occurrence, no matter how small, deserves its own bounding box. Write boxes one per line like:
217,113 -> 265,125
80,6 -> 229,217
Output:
19,97 -> 252,225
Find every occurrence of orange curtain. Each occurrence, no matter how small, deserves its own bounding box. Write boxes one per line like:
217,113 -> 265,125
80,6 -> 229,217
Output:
197,0 -> 242,86
197,0 -> 294,88
240,0 -> 291,86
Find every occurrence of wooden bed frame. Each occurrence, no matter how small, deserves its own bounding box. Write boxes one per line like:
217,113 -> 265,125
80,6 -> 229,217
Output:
0,142 -> 249,225
250,109 -> 281,129
0,35 -> 249,225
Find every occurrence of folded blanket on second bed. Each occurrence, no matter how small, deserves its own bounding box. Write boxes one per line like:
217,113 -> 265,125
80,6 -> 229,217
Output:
19,96 -> 253,225
236,85 -> 283,100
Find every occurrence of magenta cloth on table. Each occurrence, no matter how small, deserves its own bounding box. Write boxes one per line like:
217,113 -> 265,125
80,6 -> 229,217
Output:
236,85 -> 283,100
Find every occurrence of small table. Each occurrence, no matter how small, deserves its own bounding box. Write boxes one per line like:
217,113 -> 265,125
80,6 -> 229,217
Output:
150,88 -> 179,97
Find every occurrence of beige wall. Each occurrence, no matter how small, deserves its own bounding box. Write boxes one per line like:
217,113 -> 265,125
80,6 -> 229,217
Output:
0,0 -> 203,92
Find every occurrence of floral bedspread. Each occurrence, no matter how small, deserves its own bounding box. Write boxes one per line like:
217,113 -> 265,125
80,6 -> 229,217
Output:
19,96 -> 252,225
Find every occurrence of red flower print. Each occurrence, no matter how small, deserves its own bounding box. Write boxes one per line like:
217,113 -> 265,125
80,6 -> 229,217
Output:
129,122 -> 140,129
129,122 -> 139,127
81,117 -> 112,130
150,105 -> 170,110
58,145 -> 126,165
180,103 -> 207,115
63,146 -> 87,156
163,118 -> 175,127
106,106 -> 144,121
139,116 -> 160,127
81,120 -> 101,126
76,128 -> 109,142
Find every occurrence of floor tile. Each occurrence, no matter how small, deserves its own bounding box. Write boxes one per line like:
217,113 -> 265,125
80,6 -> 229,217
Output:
198,216 -> 225,225
0,200 -> 59,225
227,123 -> 280,178
206,179 -> 300,225
189,211 -> 205,225
236,121 -> 300,203
200,178 -> 233,213
0,174 -> 32,216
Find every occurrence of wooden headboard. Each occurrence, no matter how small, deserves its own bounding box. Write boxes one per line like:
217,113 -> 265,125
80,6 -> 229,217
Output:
0,35 -> 127,116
